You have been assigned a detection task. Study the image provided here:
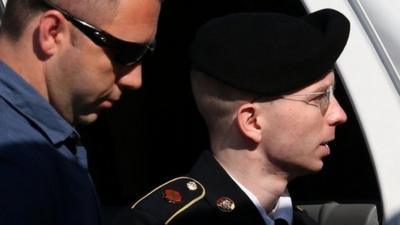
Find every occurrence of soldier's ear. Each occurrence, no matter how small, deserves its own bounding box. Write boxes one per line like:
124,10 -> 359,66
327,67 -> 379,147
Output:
37,10 -> 70,57
236,103 -> 262,144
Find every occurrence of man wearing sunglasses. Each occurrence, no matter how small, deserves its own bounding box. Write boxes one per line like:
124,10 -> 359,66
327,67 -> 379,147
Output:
0,0 -> 160,224
119,9 -> 349,225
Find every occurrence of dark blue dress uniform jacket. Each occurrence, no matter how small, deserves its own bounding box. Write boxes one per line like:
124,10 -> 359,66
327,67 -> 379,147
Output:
0,61 -> 101,225
117,151 -> 318,225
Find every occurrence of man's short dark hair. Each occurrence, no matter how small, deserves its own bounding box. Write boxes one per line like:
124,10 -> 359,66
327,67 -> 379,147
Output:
0,0 -> 120,40
1,0 -> 44,39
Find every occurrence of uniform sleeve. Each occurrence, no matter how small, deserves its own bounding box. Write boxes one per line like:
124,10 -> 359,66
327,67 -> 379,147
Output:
0,156 -> 53,225
113,207 -> 161,225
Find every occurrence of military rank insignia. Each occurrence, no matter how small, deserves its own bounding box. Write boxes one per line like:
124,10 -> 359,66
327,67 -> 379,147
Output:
163,189 -> 182,204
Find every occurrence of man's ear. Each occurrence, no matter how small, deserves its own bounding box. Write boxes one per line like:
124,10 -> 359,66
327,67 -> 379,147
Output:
37,11 -> 69,57
236,103 -> 262,143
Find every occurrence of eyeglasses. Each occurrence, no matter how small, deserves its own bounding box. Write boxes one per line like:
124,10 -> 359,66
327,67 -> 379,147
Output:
251,85 -> 334,115
40,0 -> 155,66
280,85 -> 335,115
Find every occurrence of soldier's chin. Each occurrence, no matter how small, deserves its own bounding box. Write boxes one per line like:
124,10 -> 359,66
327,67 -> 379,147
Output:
78,113 -> 99,125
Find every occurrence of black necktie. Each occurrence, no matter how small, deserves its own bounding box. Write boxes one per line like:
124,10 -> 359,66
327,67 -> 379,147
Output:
274,218 -> 289,225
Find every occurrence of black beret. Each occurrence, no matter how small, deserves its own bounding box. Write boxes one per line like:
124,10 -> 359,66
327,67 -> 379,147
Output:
190,9 -> 350,96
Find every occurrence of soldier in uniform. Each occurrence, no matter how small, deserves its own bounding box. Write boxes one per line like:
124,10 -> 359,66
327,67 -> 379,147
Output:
117,8 -> 350,225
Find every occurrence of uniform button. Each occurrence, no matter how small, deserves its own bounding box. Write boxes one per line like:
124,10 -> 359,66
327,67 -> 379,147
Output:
186,181 -> 198,191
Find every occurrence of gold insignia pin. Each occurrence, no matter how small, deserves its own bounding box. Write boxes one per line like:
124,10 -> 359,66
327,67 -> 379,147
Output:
186,181 -> 198,191
216,197 -> 235,212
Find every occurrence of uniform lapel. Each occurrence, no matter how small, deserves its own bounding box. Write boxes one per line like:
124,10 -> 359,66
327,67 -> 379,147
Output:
293,208 -> 319,225
189,151 -> 266,225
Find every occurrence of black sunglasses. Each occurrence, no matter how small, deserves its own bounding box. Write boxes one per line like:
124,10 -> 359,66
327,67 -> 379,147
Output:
40,0 -> 155,66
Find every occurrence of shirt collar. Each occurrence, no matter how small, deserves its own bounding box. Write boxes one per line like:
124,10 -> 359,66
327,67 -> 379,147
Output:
0,61 -> 77,145
270,191 -> 293,224
227,171 -> 293,225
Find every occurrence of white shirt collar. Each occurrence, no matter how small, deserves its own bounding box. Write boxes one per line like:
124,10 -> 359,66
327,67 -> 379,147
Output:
227,172 -> 293,225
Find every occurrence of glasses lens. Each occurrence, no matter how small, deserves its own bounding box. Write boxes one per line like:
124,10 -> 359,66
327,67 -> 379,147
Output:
65,13 -> 155,66
320,85 -> 334,114
113,45 -> 152,66
110,41 -> 155,66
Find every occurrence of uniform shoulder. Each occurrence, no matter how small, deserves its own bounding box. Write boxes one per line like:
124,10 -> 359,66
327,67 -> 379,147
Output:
131,176 -> 205,224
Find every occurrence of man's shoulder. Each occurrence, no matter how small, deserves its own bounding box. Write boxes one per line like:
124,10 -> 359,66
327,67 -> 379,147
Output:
0,94 -> 52,149
0,96 -> 47,153
0,95 -> 21,119
0,96 -> 59,168
126,176 -> 206,225
0,96 -> 33,135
